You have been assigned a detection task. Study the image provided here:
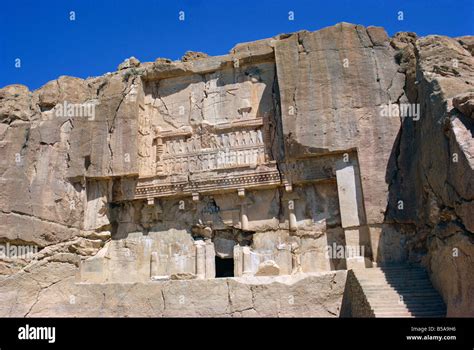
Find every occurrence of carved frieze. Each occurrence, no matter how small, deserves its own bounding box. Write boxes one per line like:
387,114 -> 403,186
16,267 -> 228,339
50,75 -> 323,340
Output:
134,168 -> 281,199
159,127 -> 266,175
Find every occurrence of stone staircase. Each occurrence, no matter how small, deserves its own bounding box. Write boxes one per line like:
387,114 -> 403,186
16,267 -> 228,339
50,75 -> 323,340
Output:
354,265 -> 447,318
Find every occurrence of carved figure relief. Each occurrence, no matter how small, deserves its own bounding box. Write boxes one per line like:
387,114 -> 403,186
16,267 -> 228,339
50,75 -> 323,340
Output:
157,126 -> 267,175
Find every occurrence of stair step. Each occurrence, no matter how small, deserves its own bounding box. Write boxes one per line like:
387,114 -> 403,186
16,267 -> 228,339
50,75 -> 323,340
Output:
365,288 -> 441,293
362,283 -> 433,291
374,312 -> 413,317
357,276 -> 429,281
359,267 -> 426,273
372,306 -> 446,312
364,289 -> 441,295
363,267 -> 426,271
374,313 -> 443,318
361,284 -> 434,289
357,277 -> 430,282
361,268 -> 426,271
364,276 -> 431,278
369,300 -> 444,304
406,312 -> 446,317
369,297 -> 444,302
361,279 -> 432,283
367,299 -> 445,305
364,293 -> 442,299
374,311 -> 446,317
358,272 -> 428,276
370,300 -> 446,306
359,274 -> 428,277
359,270 -> 427,274
374,268 -> 426,273
354,264 -> 446,318
373,308 -> 445,314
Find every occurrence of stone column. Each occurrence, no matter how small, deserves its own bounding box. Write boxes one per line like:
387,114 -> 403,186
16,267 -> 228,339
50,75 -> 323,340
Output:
155,136 -> 164,174
205,240 -> 216,279
195,241 -> 206,279
191,193 -> 199,212
335,164 -> 361,228
276,243 -> 292,275
335,162 -> 368,269
238,188 -> 250,231
150,251 -> 159,278
290,242 -> 302,274
240,204 -> 249,230
282,183 -> 299,232
242,246 -> 253,276
233,245 -> 243,277
262,121 -> 272,162
344,227 -> 369,270
289,205 -> 297,232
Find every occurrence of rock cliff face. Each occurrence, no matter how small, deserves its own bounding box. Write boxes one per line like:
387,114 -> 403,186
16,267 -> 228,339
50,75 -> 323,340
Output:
0,23 -> 472,317
388,32 -> 474,316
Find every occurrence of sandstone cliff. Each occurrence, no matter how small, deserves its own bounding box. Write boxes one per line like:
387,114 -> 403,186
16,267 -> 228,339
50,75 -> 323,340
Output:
388,32 -> 474,316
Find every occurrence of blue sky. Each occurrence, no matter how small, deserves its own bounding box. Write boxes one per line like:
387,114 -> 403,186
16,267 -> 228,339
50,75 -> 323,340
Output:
1,0 -> 473,90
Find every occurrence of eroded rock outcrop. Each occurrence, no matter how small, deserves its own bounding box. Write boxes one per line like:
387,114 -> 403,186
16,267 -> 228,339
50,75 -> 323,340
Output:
389,32 -> 474,316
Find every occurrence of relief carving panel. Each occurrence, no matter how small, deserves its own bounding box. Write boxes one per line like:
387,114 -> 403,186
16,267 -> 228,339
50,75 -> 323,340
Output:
135,62 -> 280,199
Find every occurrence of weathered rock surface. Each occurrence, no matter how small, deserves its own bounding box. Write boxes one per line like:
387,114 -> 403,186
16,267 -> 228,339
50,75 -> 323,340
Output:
388,33 -> 474,316
0,265 -> 346,317
453,92 -> 474,119
255,260 -> 280,276
118,56 -> 141,70
275,23 -> 404,225
181,51 -> 209,62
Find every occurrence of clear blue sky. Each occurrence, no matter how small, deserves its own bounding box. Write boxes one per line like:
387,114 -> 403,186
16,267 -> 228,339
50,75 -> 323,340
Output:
1,0 -> 472,90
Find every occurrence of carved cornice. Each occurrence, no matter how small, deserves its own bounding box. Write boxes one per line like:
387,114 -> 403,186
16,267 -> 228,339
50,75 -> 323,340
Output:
134,168 -> 281,199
